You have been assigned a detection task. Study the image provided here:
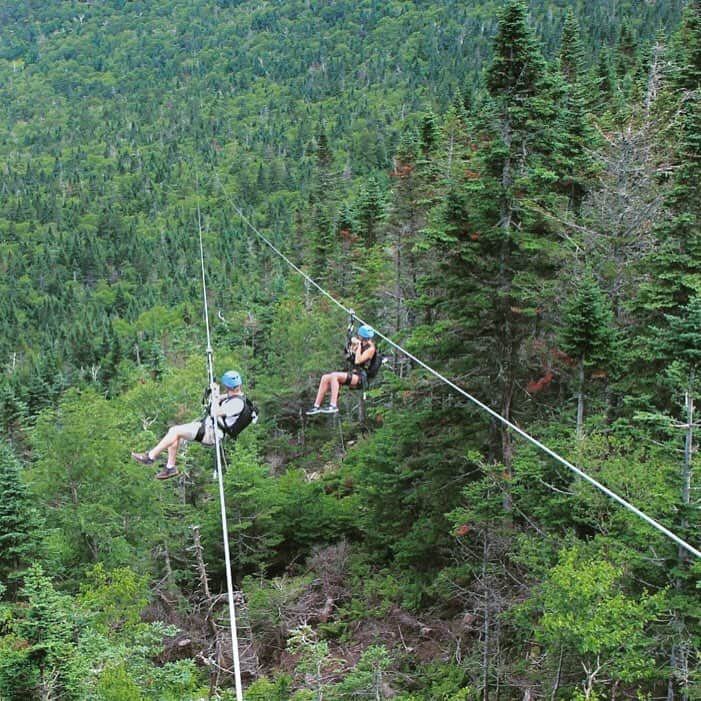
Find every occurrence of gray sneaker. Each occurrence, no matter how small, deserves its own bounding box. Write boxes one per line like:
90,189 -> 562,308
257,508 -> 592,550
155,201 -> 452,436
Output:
320,405 -> 339,414
306,406 -> 322,415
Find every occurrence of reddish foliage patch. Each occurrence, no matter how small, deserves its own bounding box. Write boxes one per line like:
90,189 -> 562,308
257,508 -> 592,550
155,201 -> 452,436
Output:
526,370 -> 553,394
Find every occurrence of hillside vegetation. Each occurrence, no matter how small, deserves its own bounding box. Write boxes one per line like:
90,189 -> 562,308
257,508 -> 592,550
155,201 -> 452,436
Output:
0,1 -> 699,699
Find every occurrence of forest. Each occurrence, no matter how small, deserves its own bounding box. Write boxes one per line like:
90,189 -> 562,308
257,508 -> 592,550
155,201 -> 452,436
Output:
0,0 -> 699,698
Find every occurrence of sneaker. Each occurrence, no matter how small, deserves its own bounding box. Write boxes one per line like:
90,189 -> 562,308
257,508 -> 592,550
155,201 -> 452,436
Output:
305,406 -> 322,415
131,452 -> 155,466
320,405 -> 339,414
155,466 -> 180,480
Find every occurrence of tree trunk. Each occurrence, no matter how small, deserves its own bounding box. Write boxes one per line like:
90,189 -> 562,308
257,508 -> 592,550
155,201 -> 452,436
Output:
668,372 -> 695,701
576,357 -> 585,442
481,531 -> 491,701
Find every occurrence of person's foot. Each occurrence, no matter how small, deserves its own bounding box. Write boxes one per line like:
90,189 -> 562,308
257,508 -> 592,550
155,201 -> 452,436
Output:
305,405 -> 322,415
131,452 -> 155,465
320,405 -> 339,414
155,466 -> 180,480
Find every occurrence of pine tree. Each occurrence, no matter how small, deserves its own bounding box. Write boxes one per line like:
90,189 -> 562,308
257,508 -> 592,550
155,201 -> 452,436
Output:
308,124 -> 342,285
554,12 -> 599,213
419,109 -> 440,154
387,128 -> 425,330
644,296 -> 701,700
0,441 -> 37,593
559,12 -> 587,87
640,6 -> 701,321
672,0 -> 701,91
559,275 -> 617,439
355,176 -> 386,248
477,0 -> 560,475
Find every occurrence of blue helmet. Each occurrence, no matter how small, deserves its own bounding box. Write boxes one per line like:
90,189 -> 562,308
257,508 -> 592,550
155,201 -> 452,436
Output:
221,370 -> 242,388
358,325 -> 375,339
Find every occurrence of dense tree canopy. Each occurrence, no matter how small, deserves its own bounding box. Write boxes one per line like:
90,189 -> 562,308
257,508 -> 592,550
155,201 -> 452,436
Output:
0,1 -> 699,699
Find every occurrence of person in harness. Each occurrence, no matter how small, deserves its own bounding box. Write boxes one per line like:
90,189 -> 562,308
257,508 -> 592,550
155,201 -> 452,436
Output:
306,325 -> 377,415
131,370 -> 256,480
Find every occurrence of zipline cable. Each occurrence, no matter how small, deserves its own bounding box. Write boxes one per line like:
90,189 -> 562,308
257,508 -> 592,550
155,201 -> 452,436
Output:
218,186 -> 701,562
196,199 -> 245,701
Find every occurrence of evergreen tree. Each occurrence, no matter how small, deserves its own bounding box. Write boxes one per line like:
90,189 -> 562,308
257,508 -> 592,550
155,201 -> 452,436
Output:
386,128 -> 425,330
308,124 -> 342,284
476,0 -> 560,474
355,176 -> 386,249
672,0 -> 701,91
0,441 -> 37,593
640,296 -> 701,701
559,12 -> 587,86
419,109 -> 440,154
554,12 -> 599,213
639,6 -> 701,322
559,274 -> 617,439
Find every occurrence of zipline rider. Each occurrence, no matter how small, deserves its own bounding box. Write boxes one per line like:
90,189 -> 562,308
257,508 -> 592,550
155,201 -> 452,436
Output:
132,370 -> 256,479
306,325 -> 377,415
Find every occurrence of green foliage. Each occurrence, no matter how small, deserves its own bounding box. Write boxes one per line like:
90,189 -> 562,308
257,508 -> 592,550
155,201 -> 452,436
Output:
330,645 -> 392,700
343,407 -> 475,575
560,274 -> 616,366
27,386 -> 165,580
79,564 -> 150,634
201,442 -> 285,579
531,547 -> 664,690
0,1 -> 698,698
0,440 -> 37,591
95,663 -> 142,701
244,674 -> 293,701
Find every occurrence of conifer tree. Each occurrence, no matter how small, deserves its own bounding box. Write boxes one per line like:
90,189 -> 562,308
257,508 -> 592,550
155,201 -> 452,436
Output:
559,12 -> 587,87
387,128 -> 425,330
672,0 -> 701,90
355,177 -> 386,248
308,124 -> 341,285
645,296 -> 701,700
559,274 -> 616,439
476,0 -> 559,473
639,5 -> 701,323
554,12 -> 599,213
419,109 -> 440,155
0,441 -> 37,594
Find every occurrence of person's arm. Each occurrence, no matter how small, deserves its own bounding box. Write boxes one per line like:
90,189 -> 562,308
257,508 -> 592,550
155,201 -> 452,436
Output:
355,342 -> 375,365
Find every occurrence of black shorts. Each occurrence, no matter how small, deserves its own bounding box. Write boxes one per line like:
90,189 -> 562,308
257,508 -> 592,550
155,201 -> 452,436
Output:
343,369 -> 366,387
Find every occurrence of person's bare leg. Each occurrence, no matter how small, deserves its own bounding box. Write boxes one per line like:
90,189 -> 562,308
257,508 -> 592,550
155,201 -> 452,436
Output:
166,440 -> 180,467
314,373 -> 334,407
149,428 -> 185,460
329,373 -> 350,406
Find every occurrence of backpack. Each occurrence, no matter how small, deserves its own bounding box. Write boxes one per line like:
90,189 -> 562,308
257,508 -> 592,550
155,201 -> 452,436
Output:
364,346 -> 384,380
220,395 -> 258,440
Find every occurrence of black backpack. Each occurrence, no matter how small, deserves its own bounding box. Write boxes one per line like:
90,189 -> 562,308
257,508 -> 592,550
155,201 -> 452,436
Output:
221,395 -> 258,439
364,346 -> 384,380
